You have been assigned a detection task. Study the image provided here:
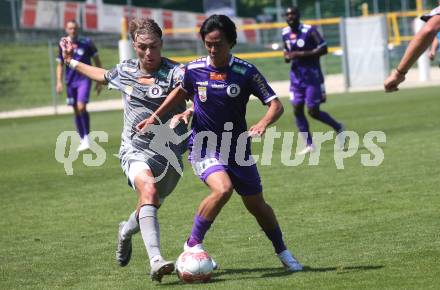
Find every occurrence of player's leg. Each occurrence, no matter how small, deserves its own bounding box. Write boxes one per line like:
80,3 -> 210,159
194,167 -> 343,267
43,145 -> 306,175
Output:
291,87 -> 313,153
231,165 -> 302,272
306,85 -> 343,132
133,163 -> 175,282
186,169 -> 233,248
67,86 -> 85,140
75,80 -> 92,151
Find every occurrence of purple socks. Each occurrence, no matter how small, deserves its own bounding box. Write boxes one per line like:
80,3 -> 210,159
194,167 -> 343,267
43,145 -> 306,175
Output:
295,110 -> 342,145
187,214 -> 213,247
263,225 -> 287,254
295,113 -> 313,146
74,111 -> 90,139
314,111 -> 342,132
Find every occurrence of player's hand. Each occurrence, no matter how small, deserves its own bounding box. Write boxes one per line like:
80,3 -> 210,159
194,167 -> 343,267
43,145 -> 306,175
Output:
169,109 -> 193,129
59,37 -> 74,64
95,82 -> 102,96
56,82 -> 63,94
384,69 -> 406,93
136,115 -> 157,134
429,51 -> 436,61
286,51 -> 303,60
249,122 -> 267,138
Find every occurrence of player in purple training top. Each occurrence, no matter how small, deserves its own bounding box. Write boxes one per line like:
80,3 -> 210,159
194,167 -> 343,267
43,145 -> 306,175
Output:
385,5 -> 440,92
283,6 -> 344,155
138,14 -> 303,272
56,19 -> 102,152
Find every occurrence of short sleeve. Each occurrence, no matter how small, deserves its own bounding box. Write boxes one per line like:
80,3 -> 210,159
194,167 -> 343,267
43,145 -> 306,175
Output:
180,66 -> 194,94
248,66 -> 277,104
104,65 -> 121,90
57,45 -> 64,63
310,27 -> 326,48
421,6 -> 440,22
171,64 -> 185,89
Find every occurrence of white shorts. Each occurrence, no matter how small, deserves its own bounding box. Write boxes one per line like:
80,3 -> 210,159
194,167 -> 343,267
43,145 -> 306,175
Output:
126,160 -> 182,203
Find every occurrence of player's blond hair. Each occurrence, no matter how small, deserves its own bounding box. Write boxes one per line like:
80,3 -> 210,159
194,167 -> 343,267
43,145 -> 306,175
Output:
129,17 -> 162,41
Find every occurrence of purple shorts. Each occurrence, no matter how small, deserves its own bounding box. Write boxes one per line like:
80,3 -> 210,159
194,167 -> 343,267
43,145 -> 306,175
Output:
191,157 -> 263,196
289,83 -> 326,108
66,80 -> 92,106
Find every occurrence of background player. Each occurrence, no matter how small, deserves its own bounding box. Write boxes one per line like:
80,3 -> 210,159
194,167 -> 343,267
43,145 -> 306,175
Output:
282,6 -> 344,154
59,17 -> 188,283
385,5 -> 440,92
137,14 -> 303,272
56,19 -> 102,151
428,1 -> 440,63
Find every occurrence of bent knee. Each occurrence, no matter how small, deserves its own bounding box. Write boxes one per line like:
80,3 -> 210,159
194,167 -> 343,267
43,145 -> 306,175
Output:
137,180 -> 159,203
307,108 -> 320,118
212,183 -> 233,201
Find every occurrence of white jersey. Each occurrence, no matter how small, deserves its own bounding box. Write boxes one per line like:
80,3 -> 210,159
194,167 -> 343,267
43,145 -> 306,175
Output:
104,58 -> 188,180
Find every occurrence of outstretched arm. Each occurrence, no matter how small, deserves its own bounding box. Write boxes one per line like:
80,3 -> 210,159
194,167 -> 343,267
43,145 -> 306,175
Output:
429,36 -> 438,60
59,37 -> 107,83
136,86 -> 189,132
249,98 -> 284,137
384,15 -> 440,92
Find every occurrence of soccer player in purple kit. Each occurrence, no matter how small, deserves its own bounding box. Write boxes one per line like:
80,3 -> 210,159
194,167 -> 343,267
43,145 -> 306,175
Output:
282,6 -> 344,155
56,19 -> 103,152
137,14 -> 303,272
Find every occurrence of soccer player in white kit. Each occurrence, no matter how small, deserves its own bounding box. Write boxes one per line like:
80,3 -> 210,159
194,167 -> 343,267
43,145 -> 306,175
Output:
59,18 -> 188,283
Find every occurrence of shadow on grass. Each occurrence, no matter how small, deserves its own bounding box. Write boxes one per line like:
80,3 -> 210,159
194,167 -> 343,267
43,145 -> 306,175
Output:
159,265 -> 384,285
262,265 -> 384,278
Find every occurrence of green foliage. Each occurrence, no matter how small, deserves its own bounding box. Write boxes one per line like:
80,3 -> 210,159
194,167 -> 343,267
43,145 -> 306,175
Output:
1,87 -> 440,289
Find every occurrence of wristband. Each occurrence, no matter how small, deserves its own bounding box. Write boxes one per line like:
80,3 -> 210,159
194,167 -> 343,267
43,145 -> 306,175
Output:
395,67 -> 407,76
69,59 -> 79,70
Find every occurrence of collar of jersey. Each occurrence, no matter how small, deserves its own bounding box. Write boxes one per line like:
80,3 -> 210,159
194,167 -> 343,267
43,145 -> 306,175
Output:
206,55 -> 235,68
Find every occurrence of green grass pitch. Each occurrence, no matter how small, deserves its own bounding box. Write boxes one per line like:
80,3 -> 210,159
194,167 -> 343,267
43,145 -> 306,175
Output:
1,87 -> 440,289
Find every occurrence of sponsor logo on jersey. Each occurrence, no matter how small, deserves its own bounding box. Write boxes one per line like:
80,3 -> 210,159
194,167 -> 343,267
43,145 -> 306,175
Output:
252,73 -> 271,98
138,76 -> 156,85
232,65 -> 247,75
211,83 -> 225,89
198,86 -> 207,102
227,84 -> 240,98
196,81 -> 209,86
210,72 -> 227,81
148,84 -> 164,98
297,39 -> 305,48
157,69 -> 167,79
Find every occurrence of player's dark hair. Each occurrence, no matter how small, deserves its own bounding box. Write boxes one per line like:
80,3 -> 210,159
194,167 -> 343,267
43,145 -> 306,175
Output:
129,17 -> 162,41
285,6 -> 300,17
199,14 -> 237,48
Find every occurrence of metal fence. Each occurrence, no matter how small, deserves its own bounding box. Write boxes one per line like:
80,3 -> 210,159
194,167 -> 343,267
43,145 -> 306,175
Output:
1,0 -> 439,113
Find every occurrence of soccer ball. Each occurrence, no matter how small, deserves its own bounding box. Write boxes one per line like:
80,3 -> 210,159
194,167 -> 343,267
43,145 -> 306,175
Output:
176,250 -> 214,283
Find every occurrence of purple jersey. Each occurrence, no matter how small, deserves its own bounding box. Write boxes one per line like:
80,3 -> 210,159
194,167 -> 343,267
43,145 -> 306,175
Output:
282,24 -> 326,87
57,36 -> 98,86
182,55 -> 277,164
